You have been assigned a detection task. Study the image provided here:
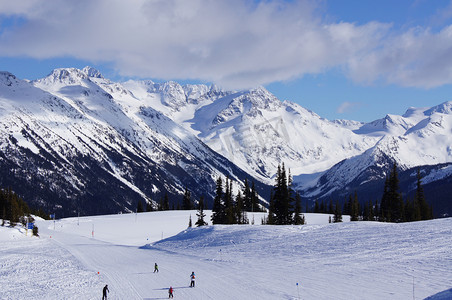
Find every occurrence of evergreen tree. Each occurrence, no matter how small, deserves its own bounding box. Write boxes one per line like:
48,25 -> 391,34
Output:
350,192 -> 360,221
272,164 -> 292,225
195,196 -> 208,227
235,191 -> 248,224
379,176 -> 390,221
388,163 -> 404,222
267,190 -> 275,225
343,196 -> 351,216
0,187 -> 48,227
328,199 -> 334,214
363,199 -> 375,221
182,187 -> 193,210
368,199 -> 374,221
379,163 -> 405,222
164,193 -> 170,210
250,181 -> 260,212
293,192 -> 305,225
188,214 -> 192,227
415,169 -> 433,220
314,200 -> 320,213
333,201 -> 342,223
243,179 -> 252,211
320,200 -> 325,214
224,177 -> 235,224
137,200 -> 144,213
146,201 -> 153,212
211,177 -> 226,224
404,196 -> 416,222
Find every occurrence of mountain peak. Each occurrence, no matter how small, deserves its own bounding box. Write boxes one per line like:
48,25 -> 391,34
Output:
37,67 -> 104,86
0,71 -> 19,87
425,101 -> 452,116
82,66 -> 103,78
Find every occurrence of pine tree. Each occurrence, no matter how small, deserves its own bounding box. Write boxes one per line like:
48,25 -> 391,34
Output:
328,199 -> 334,214
374,199 -> 380,221
379,163 -> 405,222
188,214 -> 192,227
250,181 -> 260,212
235,191 -> 248,224
314,200 -> 320,213
162,193 -> 169,210
388,163 -> 404,222
267,190 -> 275,225
380,176 -> 390,222
195,196 -> 208,227
243,179 -> 252,211
272,164 -> 292,225
293,192 -> 305,225
146,201 -> 153,212
137,200 -> 144,213
415,169 -> 433,220
182,187 -> 193,210
404,196 -> 416,222
211,177 -> 226,224
224,177 -> 235,224
350,192 -> 360,221
320,200 -> 325,214
333,201 -> 342,223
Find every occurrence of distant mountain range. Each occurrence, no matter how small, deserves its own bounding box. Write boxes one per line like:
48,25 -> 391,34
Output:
0,67 -> 450,216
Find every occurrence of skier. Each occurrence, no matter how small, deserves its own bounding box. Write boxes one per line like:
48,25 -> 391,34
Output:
168,286 -> 174,298
190,271 -> 195,287
102,284 -> 109,300
154,263 -> 159,273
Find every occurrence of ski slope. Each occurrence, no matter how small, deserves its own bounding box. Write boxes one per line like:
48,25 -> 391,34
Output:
1,211 -> 451,299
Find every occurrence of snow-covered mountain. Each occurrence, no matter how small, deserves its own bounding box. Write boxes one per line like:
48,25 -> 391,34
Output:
299,102 -> 452,215
0,68 -> 266,216
0,67 -> 451,216
120,77 -> 452,215
122,81 -> 380,182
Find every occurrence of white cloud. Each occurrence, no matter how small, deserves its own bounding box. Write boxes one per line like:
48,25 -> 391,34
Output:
1,0 -> 452,90
346,25 -> 452,89
336,101 -> 361,114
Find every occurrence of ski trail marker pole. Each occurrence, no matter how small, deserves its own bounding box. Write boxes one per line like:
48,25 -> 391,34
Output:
296,282 -> 300,300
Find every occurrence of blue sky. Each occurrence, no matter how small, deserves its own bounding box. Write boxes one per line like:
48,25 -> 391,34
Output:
1,0 -> 452,122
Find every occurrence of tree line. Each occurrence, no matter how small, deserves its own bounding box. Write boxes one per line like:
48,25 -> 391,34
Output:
304,163 -> 433,223
211,177 -> 264,225
137,162 -> 433,226
0,187 -> 48,235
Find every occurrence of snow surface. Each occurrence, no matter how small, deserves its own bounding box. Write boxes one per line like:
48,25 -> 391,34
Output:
1,212 -> 451,300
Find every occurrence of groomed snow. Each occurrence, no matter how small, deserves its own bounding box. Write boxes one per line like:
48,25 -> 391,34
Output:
1,212 -> 451,299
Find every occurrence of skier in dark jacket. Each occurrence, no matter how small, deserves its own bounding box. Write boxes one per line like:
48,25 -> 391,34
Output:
190,272 -> 195,287
168,286 -> 174,298
102,284 -> 109,300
